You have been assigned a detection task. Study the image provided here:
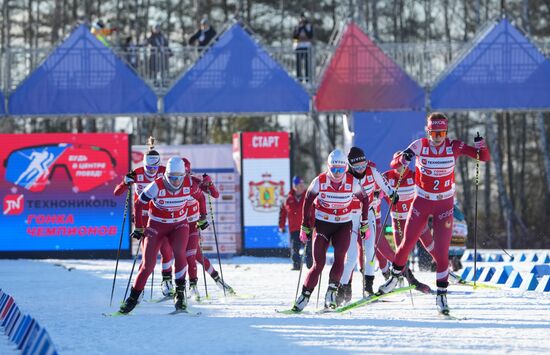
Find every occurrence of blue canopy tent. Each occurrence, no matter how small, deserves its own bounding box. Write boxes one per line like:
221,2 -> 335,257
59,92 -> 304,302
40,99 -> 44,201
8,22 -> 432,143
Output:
164,23 -> 310,114
9,25 -> 157,116
431,18 -> 550,110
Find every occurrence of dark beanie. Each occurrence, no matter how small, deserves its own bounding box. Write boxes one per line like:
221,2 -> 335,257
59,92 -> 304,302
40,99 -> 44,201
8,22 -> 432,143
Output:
348,147 -> 366,164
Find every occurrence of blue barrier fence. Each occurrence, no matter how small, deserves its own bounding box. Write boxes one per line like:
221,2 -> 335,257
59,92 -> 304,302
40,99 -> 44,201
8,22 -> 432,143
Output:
459,250 -> 550,292
0,289 -> 57,355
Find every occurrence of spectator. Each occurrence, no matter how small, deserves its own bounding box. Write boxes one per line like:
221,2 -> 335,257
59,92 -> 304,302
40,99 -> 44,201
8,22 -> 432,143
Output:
279,176 -> 312,270
91,20 -> 117,47
147,24 -> 172,86
188,18 -> 217,49
292,12 -> 313,82
122,36 -> 139,69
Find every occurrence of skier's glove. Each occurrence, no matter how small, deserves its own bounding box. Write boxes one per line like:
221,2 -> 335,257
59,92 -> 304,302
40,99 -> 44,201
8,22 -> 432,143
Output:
279,227 -> 286,234
402,150 -> 414,163
130,227 -> 144,240
359,222 -> 369,239
299,225 -> 312,243
124,171 -> 136,185
389,191 -> 399,204
474,133 -> 486,150
197,216 -> 209,230
201,174 -> 213,187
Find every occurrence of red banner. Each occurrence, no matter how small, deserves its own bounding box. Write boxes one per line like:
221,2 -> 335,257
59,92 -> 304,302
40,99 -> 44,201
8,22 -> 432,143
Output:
241,132 -> 289,159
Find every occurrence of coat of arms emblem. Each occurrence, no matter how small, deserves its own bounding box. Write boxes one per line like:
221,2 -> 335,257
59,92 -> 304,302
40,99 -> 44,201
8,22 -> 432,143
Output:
248,173 -> 285,212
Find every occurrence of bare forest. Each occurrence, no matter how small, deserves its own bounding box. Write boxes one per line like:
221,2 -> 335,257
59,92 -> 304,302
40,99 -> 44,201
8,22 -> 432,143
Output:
0,0 -> 549,249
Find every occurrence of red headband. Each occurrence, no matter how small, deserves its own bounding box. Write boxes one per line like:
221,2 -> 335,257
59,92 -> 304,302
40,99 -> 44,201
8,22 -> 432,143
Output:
427,118 -> 448,131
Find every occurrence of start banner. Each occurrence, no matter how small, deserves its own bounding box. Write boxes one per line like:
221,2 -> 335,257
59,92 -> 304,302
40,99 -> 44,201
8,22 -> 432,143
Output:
0,133 -> 130,257
234,132 -> 291,251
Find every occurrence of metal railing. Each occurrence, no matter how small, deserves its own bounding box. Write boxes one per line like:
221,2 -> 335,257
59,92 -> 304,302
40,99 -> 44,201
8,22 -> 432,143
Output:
2,40 -> 550,96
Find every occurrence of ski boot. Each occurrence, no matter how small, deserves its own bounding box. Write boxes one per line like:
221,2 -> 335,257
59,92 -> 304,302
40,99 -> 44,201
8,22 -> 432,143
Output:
119,287 -> 142,314
213,274 -> 235,295
436,287 -> 450,315
160,272 -> 174,297
336,283 -> 352,306
336,284 -> 345,307
292,287 -> 312,312
174,279 -> 187,311
324,283 -> 339,309
404,268 -> 432,294
189,278 -> 201,301
364,275 -> 375,296
378,267 -> 403,294
381,262 -> 392,280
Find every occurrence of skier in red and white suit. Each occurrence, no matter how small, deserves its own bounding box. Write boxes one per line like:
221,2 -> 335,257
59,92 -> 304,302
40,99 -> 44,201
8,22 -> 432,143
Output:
119,157 -> 205,314
379,112 -> 490,314
291,149 -> 371,312
113,150 -> 179,297
337,147 -> 398,303
181,159 -> 235,298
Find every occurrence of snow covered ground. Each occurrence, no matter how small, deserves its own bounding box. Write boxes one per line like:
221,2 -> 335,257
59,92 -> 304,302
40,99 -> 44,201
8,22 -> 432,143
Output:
1,256 -> 549,354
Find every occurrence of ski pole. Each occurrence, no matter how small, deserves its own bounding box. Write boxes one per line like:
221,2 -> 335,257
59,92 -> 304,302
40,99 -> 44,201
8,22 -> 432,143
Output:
123,236 -> 143,302
198,230 -> 209,299
473,132 -> 481,288
110,188 -> 132,307
361,237 -> 368,299
294,242 -> 309,302
207,193 -> 226,297
483,233 -> 514,259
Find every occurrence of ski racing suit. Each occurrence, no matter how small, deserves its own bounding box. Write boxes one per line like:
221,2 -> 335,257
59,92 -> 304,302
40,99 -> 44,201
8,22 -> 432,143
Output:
302,172 -> 369,291
131,175 -> 204,291
391,137 -> 490,288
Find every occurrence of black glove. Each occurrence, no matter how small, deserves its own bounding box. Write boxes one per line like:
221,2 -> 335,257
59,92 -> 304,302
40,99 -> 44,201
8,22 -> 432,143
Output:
197,216 -> 209,230
402,150 -> 414,162
474,132 -> 486,150
124,171 -> 136,185
389,191 -> 399,204
130,228 -> 144,240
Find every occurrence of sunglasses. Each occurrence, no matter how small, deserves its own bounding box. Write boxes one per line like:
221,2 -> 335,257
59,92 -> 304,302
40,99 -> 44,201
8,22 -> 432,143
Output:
4,143 -> 116,192
429,130 -> 447,138
330,166 -> 346,174
145,165 -> 159,171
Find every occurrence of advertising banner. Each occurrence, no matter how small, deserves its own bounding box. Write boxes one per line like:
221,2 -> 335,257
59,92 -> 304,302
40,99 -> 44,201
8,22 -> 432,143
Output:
132,144 -> 239,255
0,133 -> 130,257
235,132 -> 291,250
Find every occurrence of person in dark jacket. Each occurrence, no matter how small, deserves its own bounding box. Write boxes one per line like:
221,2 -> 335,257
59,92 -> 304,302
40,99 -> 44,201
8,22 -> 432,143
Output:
292,12 -> 313,82
279,176 -> 312,270
188,18 -> 217,49
147,24 -> 172,86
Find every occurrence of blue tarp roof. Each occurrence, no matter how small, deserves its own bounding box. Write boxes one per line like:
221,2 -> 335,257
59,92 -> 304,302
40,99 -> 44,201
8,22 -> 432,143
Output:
9,25 -> 157,116
0,91 -> 5,115
164,23 -> 310,114
431,18 -> 550,110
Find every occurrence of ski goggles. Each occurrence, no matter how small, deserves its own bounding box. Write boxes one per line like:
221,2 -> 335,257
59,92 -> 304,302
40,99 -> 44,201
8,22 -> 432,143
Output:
167,174 -> 184,186
351,161 -> 368,172
329,166 -> 346,174
429,130 -> 447,139
4,143 -> 116,192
